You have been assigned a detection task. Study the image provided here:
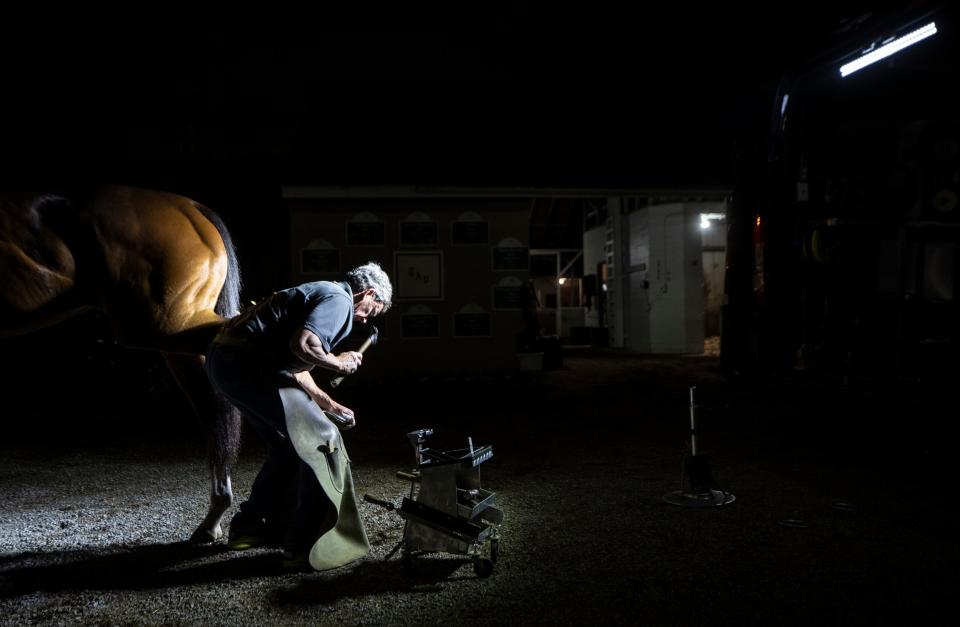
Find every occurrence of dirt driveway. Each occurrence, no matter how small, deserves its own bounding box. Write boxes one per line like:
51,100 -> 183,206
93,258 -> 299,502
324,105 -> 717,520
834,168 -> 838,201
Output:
1,350 -> 956,625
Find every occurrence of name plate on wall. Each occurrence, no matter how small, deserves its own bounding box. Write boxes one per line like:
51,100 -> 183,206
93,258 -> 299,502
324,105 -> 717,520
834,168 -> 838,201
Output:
452,221 -> 489,245
493,247 -> 529,271
347,220 -> 385,246
493,276 -> 526,310
300,239 -> 340,274
401,305 -> 440,339
454,313 -> 491,337
400,212 -> 438,246
452,212 -> 489,245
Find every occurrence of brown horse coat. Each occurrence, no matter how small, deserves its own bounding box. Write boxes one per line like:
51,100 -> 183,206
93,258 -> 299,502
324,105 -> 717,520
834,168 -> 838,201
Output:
1,184 -> 243,542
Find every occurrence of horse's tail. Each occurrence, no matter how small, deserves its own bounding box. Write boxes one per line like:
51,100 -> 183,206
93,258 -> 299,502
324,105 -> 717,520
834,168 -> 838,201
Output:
194,203 -> 242,318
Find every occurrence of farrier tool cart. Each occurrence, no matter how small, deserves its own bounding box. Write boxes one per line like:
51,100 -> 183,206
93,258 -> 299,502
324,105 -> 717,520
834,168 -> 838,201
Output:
364,428 -> 504,577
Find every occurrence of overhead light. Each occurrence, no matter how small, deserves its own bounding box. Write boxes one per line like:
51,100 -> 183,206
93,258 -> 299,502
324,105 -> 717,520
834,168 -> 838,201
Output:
558,277 -> 567,286
700,212 -> 725,229
839,21 -> 937,78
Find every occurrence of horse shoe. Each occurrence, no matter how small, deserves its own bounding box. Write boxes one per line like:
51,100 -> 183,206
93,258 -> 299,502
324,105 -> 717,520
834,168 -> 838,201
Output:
279,387 -> 370,571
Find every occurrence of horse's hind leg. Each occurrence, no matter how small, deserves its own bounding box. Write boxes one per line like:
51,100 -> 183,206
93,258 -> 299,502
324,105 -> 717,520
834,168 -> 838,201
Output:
164,353 -> 242,543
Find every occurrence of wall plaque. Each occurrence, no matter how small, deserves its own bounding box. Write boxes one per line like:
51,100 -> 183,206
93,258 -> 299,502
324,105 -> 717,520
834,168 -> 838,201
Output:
401,305 -> 440,339
395,251 -> 443,300
452,212 -> 489,245
346,212 -> 385,246
453,308 -> 491,337
400,212 -> 438,246
300,239 -> 340,274
493,276 -> 526,310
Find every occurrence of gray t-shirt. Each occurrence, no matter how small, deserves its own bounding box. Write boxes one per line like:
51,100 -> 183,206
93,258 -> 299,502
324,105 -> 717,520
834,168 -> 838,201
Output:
225,281 -> 354,370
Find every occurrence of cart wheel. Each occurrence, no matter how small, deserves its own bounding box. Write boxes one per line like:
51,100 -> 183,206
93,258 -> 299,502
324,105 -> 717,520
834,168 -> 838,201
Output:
490,538 -> 500,564
473,557 -> 494,578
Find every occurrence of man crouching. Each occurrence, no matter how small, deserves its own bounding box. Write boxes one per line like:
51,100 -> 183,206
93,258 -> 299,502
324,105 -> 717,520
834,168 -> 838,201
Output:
205,261 -> 391,571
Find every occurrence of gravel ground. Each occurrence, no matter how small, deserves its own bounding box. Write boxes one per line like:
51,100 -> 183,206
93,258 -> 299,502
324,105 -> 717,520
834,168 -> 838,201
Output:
1,349 -> 957,625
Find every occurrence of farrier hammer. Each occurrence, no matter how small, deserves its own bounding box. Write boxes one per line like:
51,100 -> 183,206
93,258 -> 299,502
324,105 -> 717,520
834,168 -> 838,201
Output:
330,325 -> 378,388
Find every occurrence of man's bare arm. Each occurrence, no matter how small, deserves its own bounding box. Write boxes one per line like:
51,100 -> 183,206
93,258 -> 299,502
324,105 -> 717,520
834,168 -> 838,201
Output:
289,327 -> 362,374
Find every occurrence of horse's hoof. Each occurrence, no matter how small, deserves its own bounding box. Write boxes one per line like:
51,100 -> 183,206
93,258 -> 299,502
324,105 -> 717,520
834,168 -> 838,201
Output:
189,525 -> 223,544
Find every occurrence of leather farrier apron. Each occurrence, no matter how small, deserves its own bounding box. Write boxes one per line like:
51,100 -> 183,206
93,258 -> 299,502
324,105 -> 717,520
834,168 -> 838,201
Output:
279,387 -> 370,571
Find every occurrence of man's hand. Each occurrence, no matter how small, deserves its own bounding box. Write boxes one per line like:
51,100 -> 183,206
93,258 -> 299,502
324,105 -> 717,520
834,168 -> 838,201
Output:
326,403 -> 356,430
336,351 -> 363,375
292,371 -> 358,430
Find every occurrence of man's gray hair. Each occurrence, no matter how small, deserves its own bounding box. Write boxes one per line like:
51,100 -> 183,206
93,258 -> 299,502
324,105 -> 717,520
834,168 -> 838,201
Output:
346,261 -> 393,312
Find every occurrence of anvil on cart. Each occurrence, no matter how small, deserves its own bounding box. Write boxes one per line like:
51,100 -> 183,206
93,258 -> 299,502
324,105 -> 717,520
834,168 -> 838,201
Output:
364,429 -> 504,577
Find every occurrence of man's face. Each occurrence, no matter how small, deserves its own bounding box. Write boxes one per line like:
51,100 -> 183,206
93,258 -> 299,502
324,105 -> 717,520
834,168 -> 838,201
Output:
353,289 -> 384,324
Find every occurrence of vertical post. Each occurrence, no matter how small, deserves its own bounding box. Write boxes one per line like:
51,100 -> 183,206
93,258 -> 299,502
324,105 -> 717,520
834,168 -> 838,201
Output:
555,250 -> 562,338
689,386 -> 698,457
608,196 -> 628,348
664,385 -> 735,506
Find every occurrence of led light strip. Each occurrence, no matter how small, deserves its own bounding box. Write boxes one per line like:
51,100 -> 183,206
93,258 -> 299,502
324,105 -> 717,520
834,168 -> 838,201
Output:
840,21 -> 937,77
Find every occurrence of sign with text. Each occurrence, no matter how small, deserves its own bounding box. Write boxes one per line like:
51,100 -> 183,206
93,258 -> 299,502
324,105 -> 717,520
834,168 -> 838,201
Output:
300,239 -> 340,274
400,212 -> 438,246
493,246 -> 529,271
453,312 -> 491,337
493,276 -> 526,310
401,309 -> 440,338
395,251 -> 444,300
347,221 -> 385,246
452,212 -> 489,245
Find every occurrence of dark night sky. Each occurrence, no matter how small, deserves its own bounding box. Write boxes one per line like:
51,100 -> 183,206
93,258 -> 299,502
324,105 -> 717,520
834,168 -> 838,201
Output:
0,3 -> 920,191
1,3 -> 947,307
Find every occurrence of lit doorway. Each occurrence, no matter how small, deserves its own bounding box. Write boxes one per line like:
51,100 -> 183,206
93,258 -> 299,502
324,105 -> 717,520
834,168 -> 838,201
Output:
700,211 -> 726,356
529,249 -> 584,338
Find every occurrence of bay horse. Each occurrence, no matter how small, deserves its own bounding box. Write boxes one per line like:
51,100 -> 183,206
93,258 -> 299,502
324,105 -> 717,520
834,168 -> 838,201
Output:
0,185 -> 243,543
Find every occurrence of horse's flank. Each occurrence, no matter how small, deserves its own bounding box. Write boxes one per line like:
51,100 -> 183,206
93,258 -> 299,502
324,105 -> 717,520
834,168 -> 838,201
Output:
0,185 -> 242,353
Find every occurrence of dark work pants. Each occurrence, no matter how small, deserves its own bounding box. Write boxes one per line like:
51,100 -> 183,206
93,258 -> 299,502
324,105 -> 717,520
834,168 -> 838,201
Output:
205,343 -> 331,551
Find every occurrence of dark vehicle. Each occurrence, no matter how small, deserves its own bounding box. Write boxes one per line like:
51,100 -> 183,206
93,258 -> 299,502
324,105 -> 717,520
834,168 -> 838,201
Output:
724,1 -> 959,402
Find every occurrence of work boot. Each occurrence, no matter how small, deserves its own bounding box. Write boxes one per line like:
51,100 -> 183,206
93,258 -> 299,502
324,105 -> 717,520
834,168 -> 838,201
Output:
280,549 -> 314,573
226,509 -> 286,550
